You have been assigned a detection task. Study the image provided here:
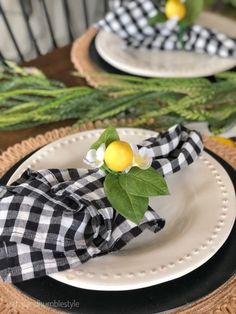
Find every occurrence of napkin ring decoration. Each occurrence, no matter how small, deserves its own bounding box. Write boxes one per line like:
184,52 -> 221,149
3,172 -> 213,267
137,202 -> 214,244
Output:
97,0 -> 236,58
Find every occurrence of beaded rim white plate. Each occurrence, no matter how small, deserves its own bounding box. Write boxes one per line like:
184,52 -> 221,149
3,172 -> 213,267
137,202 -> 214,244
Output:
7,128 -> 236,291
95,12 -> 236,78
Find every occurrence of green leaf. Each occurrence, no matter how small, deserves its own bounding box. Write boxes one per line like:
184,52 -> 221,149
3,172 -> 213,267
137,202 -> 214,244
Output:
148,12 -> 167,26
204,0 -> 215,9
104,173 -> 148,224
183,0 -> 204,25
91,126 -> 119,149
119,167 -> 169,197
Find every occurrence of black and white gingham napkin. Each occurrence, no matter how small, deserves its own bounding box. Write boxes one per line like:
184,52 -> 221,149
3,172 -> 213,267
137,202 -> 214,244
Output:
0,125 -> 203,283
98,0 -> 236,58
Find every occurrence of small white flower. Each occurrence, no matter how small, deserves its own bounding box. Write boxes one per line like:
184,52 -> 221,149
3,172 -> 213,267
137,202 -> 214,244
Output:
130,144 -> 153,170
166,16 -> 179,29
83,143 -> 106,169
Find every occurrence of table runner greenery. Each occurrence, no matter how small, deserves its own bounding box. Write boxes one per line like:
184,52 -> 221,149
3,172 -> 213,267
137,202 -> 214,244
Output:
0,61 -> 235,134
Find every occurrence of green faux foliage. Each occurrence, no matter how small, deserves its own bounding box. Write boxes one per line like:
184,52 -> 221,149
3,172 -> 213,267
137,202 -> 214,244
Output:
87,72 -> 236,134
149,12 -> 167,26
91,126 -> 119,149
104,173 -> 149,224
184,0 -> 204,25
119,167 -> 169,197
0,61 -> 236,134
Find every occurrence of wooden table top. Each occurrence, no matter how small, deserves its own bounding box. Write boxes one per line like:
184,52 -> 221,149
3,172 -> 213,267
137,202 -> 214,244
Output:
0,45 -> 85,153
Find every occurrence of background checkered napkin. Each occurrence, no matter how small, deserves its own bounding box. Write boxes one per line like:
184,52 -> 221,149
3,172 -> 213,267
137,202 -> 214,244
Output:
0,125 -> 203,283
98,0 -> 236,57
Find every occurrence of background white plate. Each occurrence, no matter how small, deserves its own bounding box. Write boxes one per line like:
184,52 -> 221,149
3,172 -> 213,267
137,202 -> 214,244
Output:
95,12 -> 236,78
8,128 -> 236,291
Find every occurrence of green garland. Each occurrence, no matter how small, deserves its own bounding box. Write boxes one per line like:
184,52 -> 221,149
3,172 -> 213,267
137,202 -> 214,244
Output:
0,61 -> 236,134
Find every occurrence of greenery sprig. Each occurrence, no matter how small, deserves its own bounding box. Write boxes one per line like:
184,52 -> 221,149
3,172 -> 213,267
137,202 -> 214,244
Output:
0,61 -> 236,134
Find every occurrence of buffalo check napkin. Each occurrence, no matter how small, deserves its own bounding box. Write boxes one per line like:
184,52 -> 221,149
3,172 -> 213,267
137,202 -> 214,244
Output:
0,125 -> 203,283
97,0 -> 236,58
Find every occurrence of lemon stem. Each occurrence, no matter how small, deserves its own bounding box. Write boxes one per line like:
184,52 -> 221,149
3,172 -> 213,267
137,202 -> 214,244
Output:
178,22 -> 187,49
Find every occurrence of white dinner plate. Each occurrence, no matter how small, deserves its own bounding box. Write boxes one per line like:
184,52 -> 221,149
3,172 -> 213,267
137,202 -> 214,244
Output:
95,12 -> 236,78
7,128 -> 236,291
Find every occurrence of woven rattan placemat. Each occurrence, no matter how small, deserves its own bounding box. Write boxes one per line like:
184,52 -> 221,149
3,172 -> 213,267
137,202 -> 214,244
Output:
71,27 -> 111,88
0,121 -> 235,314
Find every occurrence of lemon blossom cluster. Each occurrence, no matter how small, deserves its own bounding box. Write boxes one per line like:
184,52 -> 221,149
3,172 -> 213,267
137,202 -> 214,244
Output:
158,0 -> 186,36
84,141 -> 153,172
82,127 -> 171,224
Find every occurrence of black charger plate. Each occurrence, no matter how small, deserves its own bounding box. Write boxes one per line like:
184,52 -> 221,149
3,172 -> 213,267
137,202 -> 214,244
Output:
89,37 -> 130,76
0,149 -> 235,314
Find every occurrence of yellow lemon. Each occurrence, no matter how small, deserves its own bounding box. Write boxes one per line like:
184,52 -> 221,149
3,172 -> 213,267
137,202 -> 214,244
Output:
105,141 -> 133,172
212,136 -> 236,148
165,0 -> 186,20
